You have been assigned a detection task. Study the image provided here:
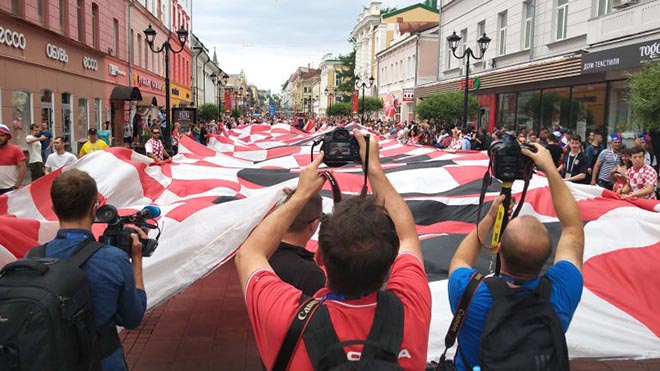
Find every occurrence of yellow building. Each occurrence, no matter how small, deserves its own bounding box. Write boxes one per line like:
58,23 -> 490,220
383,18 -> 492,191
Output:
170,83 -> 193,107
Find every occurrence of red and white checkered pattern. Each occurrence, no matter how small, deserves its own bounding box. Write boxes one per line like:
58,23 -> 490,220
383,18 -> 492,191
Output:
626,165 -> 658,199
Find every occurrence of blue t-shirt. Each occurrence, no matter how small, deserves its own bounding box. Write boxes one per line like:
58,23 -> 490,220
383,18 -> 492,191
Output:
41,229 -> 147,371
448,261 -> 583,371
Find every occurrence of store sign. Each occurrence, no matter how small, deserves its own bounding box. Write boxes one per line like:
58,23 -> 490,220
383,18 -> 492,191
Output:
46,43 -> 68,62
403,89 -> 415,102
459,77 -> 481,90
172,88 -> 180,96
108,64 -> 126,76
135,74 -> 164,91
582,39 -> 660,74
0,26 -> 26,50
82,56 -> 98,71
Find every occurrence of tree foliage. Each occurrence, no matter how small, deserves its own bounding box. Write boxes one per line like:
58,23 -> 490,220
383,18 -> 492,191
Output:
628,61 -> 660,131
326,102 -> 352,117
380,7 -> 398,15
197,104 -> 219,121
360,96 -> 383,114
416,92 -> 479,126
335,50 -> 356,103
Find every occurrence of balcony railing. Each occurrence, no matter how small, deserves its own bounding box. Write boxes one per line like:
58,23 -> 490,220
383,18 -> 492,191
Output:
587,1 -> 660,45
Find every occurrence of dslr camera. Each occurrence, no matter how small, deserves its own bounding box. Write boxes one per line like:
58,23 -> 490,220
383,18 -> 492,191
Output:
488,137 -> 536,182
321,128 -> 361,167
95,205 -> 160,257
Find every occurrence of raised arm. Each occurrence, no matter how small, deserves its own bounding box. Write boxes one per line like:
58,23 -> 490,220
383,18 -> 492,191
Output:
353,130 -> 422,261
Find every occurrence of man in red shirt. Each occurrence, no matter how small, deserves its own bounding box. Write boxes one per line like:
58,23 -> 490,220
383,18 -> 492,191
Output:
0,123 -> 26,195
235,129 -> 432,370
620,146 -> 658,200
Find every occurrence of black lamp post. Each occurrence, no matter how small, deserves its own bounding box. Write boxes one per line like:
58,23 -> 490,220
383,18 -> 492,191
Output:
355,75 -> 375,125
447,31 -> 491,128
144,24 -> 188,153
210,72 -> 229,118
324,87 -> 335,113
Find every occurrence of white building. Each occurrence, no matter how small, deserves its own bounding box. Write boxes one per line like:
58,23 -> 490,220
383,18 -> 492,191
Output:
319,54 -> 345,116
351,2 -> 383,97
191,35 -> 222,108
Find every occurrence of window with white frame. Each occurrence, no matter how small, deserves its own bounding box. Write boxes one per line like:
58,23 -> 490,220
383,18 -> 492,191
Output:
523,2 -> 534,50
498,11 -> 508,55
597,0 -> 611,17
447,47 -> 453,70
476,21 -> 486,50
556,0 -> 568,40
460,28 -> 468,58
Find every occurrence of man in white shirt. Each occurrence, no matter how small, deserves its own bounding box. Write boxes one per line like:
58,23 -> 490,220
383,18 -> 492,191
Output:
45,136 -> 77,175
144,127 -> 171,164
25,123 -> 45,181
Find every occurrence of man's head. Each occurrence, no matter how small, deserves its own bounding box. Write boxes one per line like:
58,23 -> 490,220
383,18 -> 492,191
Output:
88,128 -> 98,143
151,127 -> 161,140
569,135 -> 582,153
499,216 -> 552,279
51,169 -> 98,223
317,196 -> 399,297
52,136 -> 66,153
592,132 -> 602,145
630,146 -> 645,169
41,122 -> 48,131
545,133 -> 557,144
0,124 -> 11,146
609,133 -> 622,151
30,123 -> 40,135
635,133 -> 650,148
283,189 -> 322,236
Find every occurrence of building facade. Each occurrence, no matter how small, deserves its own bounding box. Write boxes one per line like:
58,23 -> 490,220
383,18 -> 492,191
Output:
319,54 -> 345,116
169,0 -> 191,108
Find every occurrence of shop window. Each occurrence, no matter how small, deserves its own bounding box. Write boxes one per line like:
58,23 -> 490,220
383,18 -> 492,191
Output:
540,87 -> 570,131
11,90 -> 31,136
62,93 -> 72,144
497,92 -> 516,130
556,0 -> 568,41
40,90 -> 54,134
92,3 -> 99,48
607,80 -> 633,135
516,90 -> 541,132
77,98 -> 88,143
571,83 -> 606,139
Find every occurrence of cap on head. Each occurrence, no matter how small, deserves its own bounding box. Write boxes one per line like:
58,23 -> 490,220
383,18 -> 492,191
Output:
609,133 -> 622,142
0,124 -> 11,139
636,133 -> 650,144
88,128 -> 98,135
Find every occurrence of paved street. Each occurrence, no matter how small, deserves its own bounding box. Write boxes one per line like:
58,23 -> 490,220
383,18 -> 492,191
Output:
121,262 -> 660,371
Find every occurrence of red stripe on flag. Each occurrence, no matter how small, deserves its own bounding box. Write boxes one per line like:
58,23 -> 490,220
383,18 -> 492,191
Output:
168,179 -> 240,197
418,221 -> 476,235
0,216 -> 41,258
108,148 -> 166,201
444,166 -> 489,187
166,196 -> 221,222
29,173 -> 58,221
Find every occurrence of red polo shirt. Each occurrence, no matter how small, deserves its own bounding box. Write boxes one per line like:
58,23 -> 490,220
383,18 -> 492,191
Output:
244,252 -> 431,370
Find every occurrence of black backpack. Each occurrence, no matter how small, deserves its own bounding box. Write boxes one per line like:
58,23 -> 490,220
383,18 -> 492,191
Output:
0,239 -> 119,371
476,277 -> 569,371
302,290 -> 404,371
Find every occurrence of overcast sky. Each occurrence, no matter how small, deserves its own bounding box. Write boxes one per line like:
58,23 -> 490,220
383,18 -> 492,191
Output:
192,0 -> 423,93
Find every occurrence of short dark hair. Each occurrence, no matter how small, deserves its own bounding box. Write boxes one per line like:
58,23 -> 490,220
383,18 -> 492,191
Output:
283,189 -> 322,233
317,196 -> 399,297
51,169 -> 97,222
53,136 -> 65,142
630,146 -> 645,156
570,135 -> 582,142
30,123 -> 40,130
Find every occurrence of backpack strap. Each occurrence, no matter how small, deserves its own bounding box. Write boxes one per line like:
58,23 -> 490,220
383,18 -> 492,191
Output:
272,295 -> 321,371
25,244 -> 47,259
66,239 -> 106,267
360,291 -> 403,362
302,304 -> 344,369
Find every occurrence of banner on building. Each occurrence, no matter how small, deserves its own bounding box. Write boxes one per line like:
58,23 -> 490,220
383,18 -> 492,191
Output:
351,90 -> 359,114
224,88 -> 233,113
403,89 -> 415,102
384,94 -> 398,118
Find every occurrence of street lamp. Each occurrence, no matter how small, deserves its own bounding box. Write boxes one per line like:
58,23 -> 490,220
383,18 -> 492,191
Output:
355,75 -> 375,125
324,87 -> 335,113
144,23 -> 188,153
233,89 -> 240,113
210,72 -> 229,117
447,31 -> 491,128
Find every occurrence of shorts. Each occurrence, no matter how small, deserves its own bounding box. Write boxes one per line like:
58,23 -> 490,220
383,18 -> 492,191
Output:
123,136 -> 133,143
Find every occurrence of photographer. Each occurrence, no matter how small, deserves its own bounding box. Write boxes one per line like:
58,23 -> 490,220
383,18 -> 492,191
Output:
235,129 -> 432,370
448,143 -> 584,371
37,169 -> 147,370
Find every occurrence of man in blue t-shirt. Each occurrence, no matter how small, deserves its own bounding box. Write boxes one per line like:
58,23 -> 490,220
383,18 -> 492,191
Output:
37,169 -> 148,370
448,143 -> 585,371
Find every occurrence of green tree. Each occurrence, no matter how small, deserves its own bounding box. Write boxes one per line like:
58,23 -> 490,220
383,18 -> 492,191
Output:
416,92 -> 479,126
360,96 -> 383,114
380,7 -> 398,14
198,104 -> 219,121
335,50 -> 356,103
327,102 -> 352,117
628,61 -> 660,131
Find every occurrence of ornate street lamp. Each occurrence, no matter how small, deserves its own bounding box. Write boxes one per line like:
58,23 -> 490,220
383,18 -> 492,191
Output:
324,87 -> 335,113
355,75 -> 375,125
210,72 -> 229,117
144,23 -> 189,153
447,31 -> 491,128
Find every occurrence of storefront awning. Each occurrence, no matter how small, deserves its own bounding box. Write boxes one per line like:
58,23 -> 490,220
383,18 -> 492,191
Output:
110,86 -> 143,101
137,95 -> 158,107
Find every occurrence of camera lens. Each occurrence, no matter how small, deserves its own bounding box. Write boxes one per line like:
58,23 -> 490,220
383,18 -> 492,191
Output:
95,205 -> 118,223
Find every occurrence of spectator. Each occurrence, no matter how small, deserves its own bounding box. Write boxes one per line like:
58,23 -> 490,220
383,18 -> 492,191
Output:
144,127 -> 171,164
79,128 -> 109,157
0,124 -> 26,194
44,136 -> 77,175
611,148 -> 632,194
585,132 -> 604,176
545,133 -> 563,168
38,121 -> 53,162
460,128 -> 472,150
37,169 -> 147,370
448,143 -> 584,371
98,121 -> 113,147
122,121 -> 133,148
591,133 -> 622,190
558,135 -> 589,184
235,130 -> 432,370
268,189 -> 325,297
620,146 -> 658,200
26,123 -> 45,181
171,122 -> 182,155
634,133 -> 657,170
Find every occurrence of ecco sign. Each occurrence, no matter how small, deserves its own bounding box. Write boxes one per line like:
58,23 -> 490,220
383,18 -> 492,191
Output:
0,26 -> 27,50
83,56 -> 98,70
46,43 -> 68,63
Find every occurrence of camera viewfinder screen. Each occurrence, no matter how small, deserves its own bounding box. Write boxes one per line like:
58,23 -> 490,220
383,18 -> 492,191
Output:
328,142 -> 352,156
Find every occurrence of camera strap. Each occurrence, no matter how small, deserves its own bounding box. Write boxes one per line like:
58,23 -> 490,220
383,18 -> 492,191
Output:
361,134 -> 370,196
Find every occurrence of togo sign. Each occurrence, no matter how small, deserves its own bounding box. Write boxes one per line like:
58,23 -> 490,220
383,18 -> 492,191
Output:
582,39 -> 660,74
83,56 -> 98,70
46,43 -> 68,63
0,26 -> 27,50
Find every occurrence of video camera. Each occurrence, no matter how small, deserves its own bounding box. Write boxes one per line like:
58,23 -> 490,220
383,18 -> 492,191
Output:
95,205 -> 161,257
488,136 -> 536,182
320,128 -> 361,167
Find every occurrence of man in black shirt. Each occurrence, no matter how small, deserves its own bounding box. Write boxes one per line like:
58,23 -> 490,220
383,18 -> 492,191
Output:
268,189 -> 326,296
545,133 -> 563,169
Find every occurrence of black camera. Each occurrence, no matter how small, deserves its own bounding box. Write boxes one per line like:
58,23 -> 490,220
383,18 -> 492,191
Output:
321,128 -> 361,167
488,138 -> 536,182
95,205 -> 160,257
